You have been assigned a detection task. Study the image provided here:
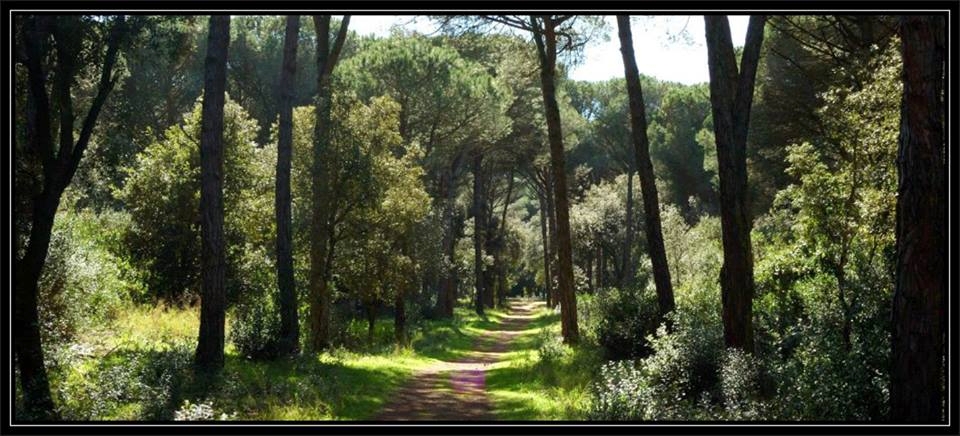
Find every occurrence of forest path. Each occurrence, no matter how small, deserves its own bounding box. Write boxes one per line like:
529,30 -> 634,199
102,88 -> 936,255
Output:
370,299 -> 543,421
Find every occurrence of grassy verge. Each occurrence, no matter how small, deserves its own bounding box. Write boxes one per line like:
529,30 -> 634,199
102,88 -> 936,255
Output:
46,304 -> 442,421
484,305 -> 602,420
41,299 -> 597,421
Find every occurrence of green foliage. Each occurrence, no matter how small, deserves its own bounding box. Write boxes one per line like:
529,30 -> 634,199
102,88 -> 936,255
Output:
38,205 -> 143,352
647,84 -> 715,218
579,286 -> 659,361
173,399 -> 236,421
117,94 -> 272,302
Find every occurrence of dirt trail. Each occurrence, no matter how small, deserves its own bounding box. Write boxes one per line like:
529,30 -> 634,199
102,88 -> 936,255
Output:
371,298 -> 543,421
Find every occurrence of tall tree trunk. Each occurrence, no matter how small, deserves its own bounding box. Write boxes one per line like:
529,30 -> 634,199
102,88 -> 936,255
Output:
891,14 -> 945,423
436,169 -> 455,317
195,14 -> 231,370
618,16 -> 676,319
534,15 -> 578,344
472,152 -> 486,316
496,174 -> 515,306
309,15 -> 350,352
620,168 -> 636,289
544,169 -> 560,308
16,16 -> 123,417
537,190 -> 552,306
275,15 -> 300,356
704,15 -> 765,353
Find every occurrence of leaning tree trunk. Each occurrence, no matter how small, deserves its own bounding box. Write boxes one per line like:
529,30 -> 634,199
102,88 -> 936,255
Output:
16,15 -> 124,418
704,15 -> 765,353
309,15 -> 350,352
195,15 -> 231,370
617,15 -> 675,319
275,15 -> 300,356
534,15 -> 578,344
890,14 -> 946,423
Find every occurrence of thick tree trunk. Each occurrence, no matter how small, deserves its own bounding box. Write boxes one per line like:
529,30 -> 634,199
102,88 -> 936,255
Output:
890,14 -> 945,423
275,15 -> 300,356
618,16 -> 675,318
704,15 -> 765,353
534,16 -> 578,344
309,15 -> 350,352
195,15 -> 231,370
14,192 -> 60,419
472,152 -> 486,316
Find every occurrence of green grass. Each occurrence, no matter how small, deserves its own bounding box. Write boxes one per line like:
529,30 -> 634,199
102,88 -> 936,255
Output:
483,306 -> 602,420
43,298 -> 597,421
47,303 -> 440,421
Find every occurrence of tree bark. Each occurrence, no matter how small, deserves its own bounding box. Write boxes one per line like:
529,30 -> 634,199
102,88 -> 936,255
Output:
275,15 -> 300,356
533,15 -> 578,344
617,16 -> 676,318
620,168 -> 636,289
195,15 -> 230,369
537,189 -> 552,306
890,14 -> 945,423
495,173 -> 515,307
704,15 -> 765,353
195,15 -> 231,370
472,152 -> 486,316
309,15 -> 350,352
544,168 -> 560,307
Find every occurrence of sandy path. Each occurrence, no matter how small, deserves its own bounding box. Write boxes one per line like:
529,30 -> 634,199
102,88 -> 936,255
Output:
371,299 -> 543,421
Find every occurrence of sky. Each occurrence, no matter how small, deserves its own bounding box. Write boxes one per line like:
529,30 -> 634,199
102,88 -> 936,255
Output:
348,15 -> 751,85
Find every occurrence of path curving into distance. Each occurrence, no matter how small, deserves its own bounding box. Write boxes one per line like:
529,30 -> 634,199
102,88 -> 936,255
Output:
371,299 -> 543,421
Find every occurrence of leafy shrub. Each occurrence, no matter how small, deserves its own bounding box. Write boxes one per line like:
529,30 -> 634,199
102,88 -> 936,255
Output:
229,248 -> 281,360
38,207 -> 141,352
174,400 -> 236,421
53,342 -> 193,420
719,348 -> 768,420
589,360 -> 646,420
536,328 -> 568,365
118,94 -> 272,302
586,286 -> 661,361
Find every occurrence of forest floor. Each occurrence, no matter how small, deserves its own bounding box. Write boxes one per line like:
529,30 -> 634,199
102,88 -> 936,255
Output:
372,300 -> 542,420
40,296 -> 597,421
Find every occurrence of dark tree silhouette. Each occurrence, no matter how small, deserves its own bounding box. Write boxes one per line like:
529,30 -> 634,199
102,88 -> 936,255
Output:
890,14 -> 946,423
195,14 -> 231,370
309,15 -> 351,351
617,15 -> 676,319
704,15 -> 766,353
275,15 -> 300,356
15,15 -> 125,418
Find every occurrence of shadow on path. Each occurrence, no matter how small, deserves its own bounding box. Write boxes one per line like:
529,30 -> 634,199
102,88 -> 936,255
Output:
371,298 -> 544,421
